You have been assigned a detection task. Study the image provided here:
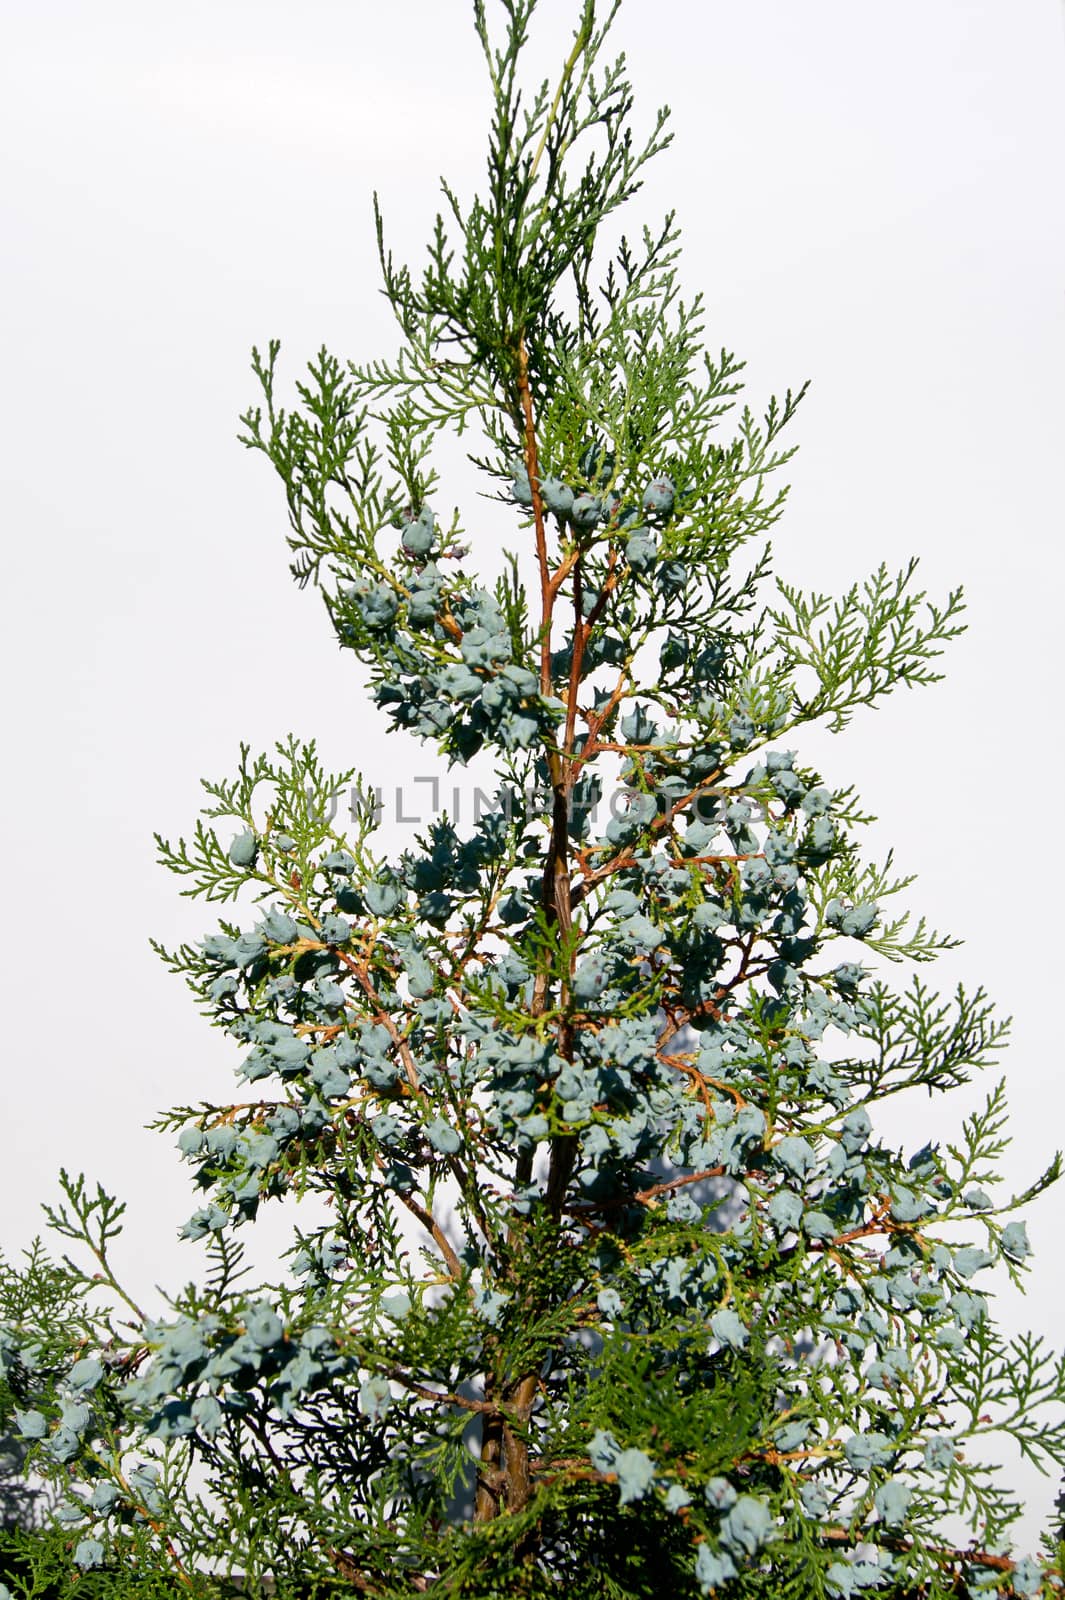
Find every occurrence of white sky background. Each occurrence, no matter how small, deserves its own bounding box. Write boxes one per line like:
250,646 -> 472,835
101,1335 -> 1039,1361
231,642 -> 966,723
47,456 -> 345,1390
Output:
2,0 -> 1064,1550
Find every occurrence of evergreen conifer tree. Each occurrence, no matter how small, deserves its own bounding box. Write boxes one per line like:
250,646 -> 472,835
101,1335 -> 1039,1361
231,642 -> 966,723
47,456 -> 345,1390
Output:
2,3 -> 1063,1596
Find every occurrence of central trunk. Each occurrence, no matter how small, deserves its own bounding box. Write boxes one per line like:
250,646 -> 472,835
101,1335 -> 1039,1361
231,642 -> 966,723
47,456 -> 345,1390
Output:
474,1374 -> 539,1522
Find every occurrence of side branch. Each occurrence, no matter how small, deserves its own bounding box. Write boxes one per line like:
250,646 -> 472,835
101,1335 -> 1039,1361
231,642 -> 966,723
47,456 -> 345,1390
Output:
390,1184 -> 464,1280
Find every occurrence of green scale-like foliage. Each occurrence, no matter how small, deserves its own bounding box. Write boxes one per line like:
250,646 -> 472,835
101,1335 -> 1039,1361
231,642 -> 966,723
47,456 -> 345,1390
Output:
2,3 -> 1063,1598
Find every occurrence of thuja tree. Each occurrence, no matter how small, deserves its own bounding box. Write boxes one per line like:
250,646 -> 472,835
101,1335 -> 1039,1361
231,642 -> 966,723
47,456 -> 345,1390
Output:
2,2 -> 1064,1596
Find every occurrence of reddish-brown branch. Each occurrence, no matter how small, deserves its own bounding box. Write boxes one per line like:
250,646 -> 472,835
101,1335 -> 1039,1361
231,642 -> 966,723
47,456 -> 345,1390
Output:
563,552 -> 587,760
563,1166 -> 728,1221
548,546 -> 581,598
635,1167 -> 727,1204
389,1183 -> 464,1281
516,335 -> 555,708
500,1371 -> 539,1516
114,1466 -> 194,1588
382,1367 -> 496,1414
332,945 -> 423,1099
475,1392 -> 504,1522
563,548 -> 621,761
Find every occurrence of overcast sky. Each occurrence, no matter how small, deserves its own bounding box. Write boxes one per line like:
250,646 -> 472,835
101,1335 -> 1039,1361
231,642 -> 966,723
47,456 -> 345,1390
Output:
2,0 -> 1064,1548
